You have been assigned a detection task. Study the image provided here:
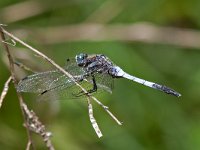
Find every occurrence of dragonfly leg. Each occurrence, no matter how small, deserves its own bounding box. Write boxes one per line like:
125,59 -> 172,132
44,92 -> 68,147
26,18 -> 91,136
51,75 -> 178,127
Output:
72,75 -> 98,97
87,75 -> 97,93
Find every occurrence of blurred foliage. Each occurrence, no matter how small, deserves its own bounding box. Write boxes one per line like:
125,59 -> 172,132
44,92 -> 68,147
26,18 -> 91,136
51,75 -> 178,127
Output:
0,0 -> 200,150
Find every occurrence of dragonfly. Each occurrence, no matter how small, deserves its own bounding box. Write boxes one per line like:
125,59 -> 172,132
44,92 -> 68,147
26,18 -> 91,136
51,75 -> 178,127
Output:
17,53 -> 181,99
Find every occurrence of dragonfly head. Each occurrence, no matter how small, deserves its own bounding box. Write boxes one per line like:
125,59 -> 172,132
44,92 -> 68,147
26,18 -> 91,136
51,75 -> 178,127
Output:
75,53 -> 88,66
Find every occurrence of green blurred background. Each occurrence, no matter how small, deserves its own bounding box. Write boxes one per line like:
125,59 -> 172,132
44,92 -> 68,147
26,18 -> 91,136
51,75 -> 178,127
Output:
0,0 -> 200,150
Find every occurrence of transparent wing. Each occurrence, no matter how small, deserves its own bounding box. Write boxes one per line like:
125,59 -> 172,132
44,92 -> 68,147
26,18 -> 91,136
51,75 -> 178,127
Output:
17,58 -> 83,94
64,58 -> 85,76
47,80 -> 93,100
17,58 -> 113,101
17,70 -> 75,93
86,72 -> 114,94
96,73 -> 114,93
38,78 -> 94,101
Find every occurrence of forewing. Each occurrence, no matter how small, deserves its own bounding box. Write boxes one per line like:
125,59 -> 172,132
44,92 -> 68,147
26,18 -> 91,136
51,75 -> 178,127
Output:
64,58 -> 85,76
17,70 -> 73,93
17,58 -> 113,100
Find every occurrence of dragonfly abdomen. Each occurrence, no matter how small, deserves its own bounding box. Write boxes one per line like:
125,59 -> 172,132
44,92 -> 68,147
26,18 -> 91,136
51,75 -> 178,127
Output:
110,66 -> 181,97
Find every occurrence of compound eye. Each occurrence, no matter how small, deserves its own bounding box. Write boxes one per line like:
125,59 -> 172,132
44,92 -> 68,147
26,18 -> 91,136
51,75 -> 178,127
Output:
76,53 -> 88,66
79,54 -> 84,59
80,53 -> 86,59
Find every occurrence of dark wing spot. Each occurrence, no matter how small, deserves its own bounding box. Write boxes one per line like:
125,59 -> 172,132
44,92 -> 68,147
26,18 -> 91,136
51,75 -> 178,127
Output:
40,90 -> 48,95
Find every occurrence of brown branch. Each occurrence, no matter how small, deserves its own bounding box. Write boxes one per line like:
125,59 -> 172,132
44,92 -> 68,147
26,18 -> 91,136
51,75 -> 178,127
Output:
26,141 -> 31,150
0,76 -> 12,108
14,23 -> 200,49
0,26 -> 36,149
1,27 -> 122,130
87,98 -> 103,138
91,96 -> 122,125
0,26 -> 54,150
22,103 -> 55,150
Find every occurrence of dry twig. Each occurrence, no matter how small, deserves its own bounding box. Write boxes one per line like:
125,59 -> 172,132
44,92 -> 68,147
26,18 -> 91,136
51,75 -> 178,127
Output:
87,98 -> 103,138
14,23 -> 200,49
1,26 -> 122,138
91,96 -> 122,125
22,103 -> 55,150
26,141 -> 32,150
0,25 -> 35,149
0,76 -> 12,108
0,25 -> 55,149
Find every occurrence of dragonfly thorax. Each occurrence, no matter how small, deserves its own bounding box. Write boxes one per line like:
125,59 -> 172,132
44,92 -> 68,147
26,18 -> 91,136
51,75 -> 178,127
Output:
76,53 -> 115,76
